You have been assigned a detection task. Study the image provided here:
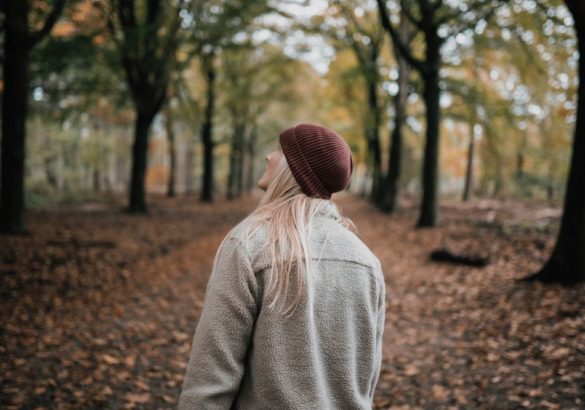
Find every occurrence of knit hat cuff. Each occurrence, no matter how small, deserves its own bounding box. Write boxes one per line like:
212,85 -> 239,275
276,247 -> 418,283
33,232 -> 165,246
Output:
279,127 -> 331,199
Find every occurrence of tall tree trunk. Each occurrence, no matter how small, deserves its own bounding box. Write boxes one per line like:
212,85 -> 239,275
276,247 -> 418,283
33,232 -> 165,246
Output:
463,123 -> 476,202
93,169 -> 101,192
0,2 -> 30,233
383,11 -> 410,213
165,106 -> 176,197
0,0 -> 63,233
367,76 -> 383,205
185,135 -> 196,195
227,121 -> 239,200
417,62 -> 440,227
246,125 -> 258,192
200,52 -> 216,203
524,2 -> 585,284
128,111 -> 155,213
236,123 -> 246,197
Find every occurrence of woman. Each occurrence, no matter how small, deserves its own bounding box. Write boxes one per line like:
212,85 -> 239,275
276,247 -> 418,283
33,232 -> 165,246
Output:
178,123 -> 386,409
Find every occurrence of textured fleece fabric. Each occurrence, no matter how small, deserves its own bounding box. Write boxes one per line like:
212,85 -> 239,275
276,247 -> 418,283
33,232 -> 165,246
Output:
178,201 -> 386,409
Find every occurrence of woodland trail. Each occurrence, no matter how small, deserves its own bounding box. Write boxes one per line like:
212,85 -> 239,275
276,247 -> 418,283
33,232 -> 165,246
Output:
1,193 -> 583,409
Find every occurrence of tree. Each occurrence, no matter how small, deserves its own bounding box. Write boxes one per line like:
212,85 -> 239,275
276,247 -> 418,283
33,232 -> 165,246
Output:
382,9 -> 413,213
316,2 -> 386,204
221,41 -> 300,199
0,0 -> 66,233
100,0 -> 181,213
523,0 -> 585,284
339,4 -> 386,205
199,48 -> 217,202
376,0 -> 504,227
164,104 -> 177,197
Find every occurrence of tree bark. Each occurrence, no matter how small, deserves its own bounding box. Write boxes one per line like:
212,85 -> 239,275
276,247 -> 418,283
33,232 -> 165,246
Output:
128,111 -> 155,213
227,122 -> 239,200
185,135 -> 196,195
524,2 -> 585,283
246,125 -> 258,192
165,106 -> 176,197
200,52 -> 216,203
463,123 -> 476,202
383,11 -> 410,213
236,123 -> 246,197
367,77 -> 383,205
417,62 -> 440,227
1,0 -> 66,230
0,2 -> 29,233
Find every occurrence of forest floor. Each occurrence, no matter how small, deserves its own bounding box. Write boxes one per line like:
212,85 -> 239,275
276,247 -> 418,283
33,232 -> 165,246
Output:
1,192 -> 583,410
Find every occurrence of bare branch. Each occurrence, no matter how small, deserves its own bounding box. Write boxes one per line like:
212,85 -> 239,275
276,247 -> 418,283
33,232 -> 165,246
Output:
400,0 -> 424,30
376,0 -> 427,73
442,1 -> 503,39
28,0 -> 66,48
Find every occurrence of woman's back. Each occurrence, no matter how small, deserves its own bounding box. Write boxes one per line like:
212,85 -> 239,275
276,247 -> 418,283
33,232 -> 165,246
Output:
178,202 -> 386,409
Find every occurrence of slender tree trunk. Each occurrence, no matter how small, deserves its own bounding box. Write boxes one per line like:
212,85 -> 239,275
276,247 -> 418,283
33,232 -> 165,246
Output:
360,147 -> 371,198
547,160 -> 555,202
0,2 -> 29,233
165,107 -> 176,197
128,111 -> 155,213
463,123 -> 476,202
524,4 -> 585,283
516,132 -> 527,182
417,64 -> 440,227
236,123 -> 246,197
93,169 -> 101,192
185,135 -> 195,195
200,52 -> 216,203
45,157 -> 58,189
246,125 -> 257,192
368,78 -> 383,205
383,12 -> 410,213
227,121 -> 239,200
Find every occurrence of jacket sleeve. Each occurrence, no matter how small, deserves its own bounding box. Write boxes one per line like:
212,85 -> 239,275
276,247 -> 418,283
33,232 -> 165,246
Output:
369,258 -> 386,403
178,236 -> 259,410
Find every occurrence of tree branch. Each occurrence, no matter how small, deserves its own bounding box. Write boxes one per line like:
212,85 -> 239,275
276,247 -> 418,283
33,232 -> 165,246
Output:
376,0 -> 427,73
28,0 -> 67,48
443,1 -> 502,39
400,0 -> 424,30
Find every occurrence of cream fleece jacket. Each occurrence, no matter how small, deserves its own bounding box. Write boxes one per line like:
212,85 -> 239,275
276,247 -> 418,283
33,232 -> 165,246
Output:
178,202 -> 386,409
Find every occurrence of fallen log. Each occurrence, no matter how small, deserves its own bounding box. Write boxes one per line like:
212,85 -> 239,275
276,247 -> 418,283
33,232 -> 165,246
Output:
430,248 -> 490,267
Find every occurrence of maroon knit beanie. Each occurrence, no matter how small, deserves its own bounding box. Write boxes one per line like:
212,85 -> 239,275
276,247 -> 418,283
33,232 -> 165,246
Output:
279,123 -> 354,199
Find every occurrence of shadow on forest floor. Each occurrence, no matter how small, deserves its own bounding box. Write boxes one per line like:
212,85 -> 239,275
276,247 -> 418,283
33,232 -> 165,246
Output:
1,192 -> 583,409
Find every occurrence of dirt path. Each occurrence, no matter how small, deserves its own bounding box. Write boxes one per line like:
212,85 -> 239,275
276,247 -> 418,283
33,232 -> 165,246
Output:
1,193 -> 583,409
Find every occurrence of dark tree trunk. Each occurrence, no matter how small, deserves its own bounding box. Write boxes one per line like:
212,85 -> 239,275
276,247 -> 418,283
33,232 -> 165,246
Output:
523,2 -> 585,284
0,2 -> 30,234
384,118 -> 403,212
367,78 -> 383,205
227,121 -> 240,200
236,123 -> 246,197
128,111 -> 155,213
93,169 -> 101,192
165,107 -> 176,198
185,136 -> 196,195
117,0 -> 177,212
246,125 -> 258,192
44,156 -> 58,189
463,123 -> 476,202
547,161 -> 555,202
200,52 -> 216,203
516,131 -> 527,184
383,12 -> 410,214
417,61 -> 440,227
0,0 -> 63,233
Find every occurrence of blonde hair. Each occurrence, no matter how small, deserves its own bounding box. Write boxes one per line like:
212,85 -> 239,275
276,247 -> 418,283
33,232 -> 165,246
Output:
216,148 -> 356,318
